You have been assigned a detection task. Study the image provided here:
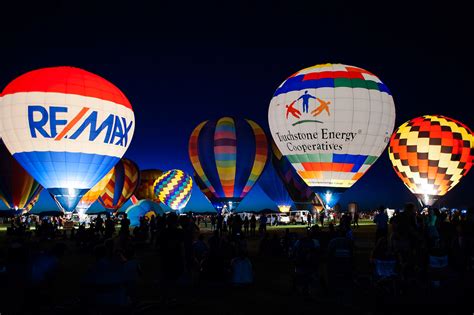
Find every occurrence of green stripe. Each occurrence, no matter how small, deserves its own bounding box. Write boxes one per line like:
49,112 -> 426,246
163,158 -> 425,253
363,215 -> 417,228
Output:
364,156 -> 378,165
334,78 -> 380,91
216,160 -> 236,167
287,153 -> 333,163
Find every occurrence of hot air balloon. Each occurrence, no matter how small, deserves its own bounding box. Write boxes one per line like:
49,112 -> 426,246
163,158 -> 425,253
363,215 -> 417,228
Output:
189,117 -> 268,212
0,67 -> 135,212
258,163 -> 293,213
133,169 -> 163,202
153,169 -> 193,211
98,158 -> 140,211
271,141 -> 321,211
388,115 -> 474,206
76,168 -> 114,215
268,63 -> 396,208
23,193 -> 40,213
0,140 -> 43,210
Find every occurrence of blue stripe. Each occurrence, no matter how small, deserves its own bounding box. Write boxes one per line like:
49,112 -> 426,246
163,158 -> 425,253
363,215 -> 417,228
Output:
274,77 -> 335,96
13,151 -> 119,190
274,76 -> 392,97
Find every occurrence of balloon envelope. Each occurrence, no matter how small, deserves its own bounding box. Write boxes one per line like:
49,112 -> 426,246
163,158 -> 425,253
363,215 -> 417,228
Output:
154,169 -> 193,210
189,117 -> 268,211
76,168 -> 114,213
271,141 -> 318,210
388,115 -> 474,206
98,158 -> 140,211
124,199 -> 166,227
268,63 -> 396,207
134,169 -> 163,202
0,67 -> 135,211
258,163 -> 293,213
0,140 -> 43,210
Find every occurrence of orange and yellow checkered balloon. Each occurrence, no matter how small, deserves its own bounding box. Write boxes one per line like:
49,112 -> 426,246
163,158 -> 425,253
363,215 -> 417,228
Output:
388,115 -> 474,206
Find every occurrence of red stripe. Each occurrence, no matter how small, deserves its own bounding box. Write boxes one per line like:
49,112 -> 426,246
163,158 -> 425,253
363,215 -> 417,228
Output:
303,71 -> 364,81
2,66 -> 132,109
55,107 -> 90,140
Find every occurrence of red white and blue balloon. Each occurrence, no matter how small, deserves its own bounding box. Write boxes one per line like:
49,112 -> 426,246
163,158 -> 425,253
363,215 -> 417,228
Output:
0,67 -> 135,211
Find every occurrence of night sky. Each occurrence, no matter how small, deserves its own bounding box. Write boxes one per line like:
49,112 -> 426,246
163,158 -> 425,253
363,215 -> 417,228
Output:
1,1 -> 473,212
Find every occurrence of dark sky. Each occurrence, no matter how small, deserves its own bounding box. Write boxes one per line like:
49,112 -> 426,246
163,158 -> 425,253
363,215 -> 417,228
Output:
1,1 -> 473,211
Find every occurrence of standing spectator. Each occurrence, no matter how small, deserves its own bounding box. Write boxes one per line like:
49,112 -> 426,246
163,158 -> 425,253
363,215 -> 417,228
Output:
353,211 -> 359,228
373,208 -> 388,241
120,213 -> 131,236
319,211 -> 325,227
259,215 -> 268,235
210,215 -> 216,231
307,212 -> 312,227
243,216 -> 250,236
250,214 -> 257,237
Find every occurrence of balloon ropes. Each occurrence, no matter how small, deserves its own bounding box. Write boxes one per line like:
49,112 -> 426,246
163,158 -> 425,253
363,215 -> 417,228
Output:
388,115 -> 473,206
189,117 -> 268,212
0,67 -> 135,212
0,139 -> 43,210
268,63 -> 396,209
98,158 -> 140,212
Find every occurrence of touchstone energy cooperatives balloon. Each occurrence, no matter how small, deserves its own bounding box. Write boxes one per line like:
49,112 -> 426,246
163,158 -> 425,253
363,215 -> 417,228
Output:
153,169 -> 193,211
98,158 -> 140,211
189,117 -> 268,212
268,63 -> 396,208
0,67 -> 135,212
388,115 -> 474,206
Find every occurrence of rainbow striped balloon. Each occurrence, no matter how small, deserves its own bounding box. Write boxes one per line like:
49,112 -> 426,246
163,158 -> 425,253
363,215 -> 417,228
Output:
153,169 -> 193,210
98,158 -> 140,211
189,117 -> 268,211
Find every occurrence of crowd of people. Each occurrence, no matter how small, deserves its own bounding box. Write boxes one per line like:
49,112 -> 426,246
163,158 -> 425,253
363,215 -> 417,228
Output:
1,204 -> 474,312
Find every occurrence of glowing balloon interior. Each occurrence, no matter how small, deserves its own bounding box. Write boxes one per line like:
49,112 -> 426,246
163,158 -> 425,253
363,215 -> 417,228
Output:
268,63 -> 396,208
388,115 -> 474,206
0,67 -> 135,211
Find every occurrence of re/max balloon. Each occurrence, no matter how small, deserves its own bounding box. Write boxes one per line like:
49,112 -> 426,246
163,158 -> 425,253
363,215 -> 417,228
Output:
189,117 -> 268,211
0,67 -> 135,212
0,139 -> 43,210
388,115 -> 474,206
268,63 -> 396,208
98,158 -> 140,211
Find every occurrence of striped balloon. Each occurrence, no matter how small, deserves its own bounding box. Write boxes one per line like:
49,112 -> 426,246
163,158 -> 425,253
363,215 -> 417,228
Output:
153,169 -> 193,210
189,117 -> 268,211
98,158 -> 140,211
23,192 -> 40,213
0,140 -> 43,210
76,168 -> 114,213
